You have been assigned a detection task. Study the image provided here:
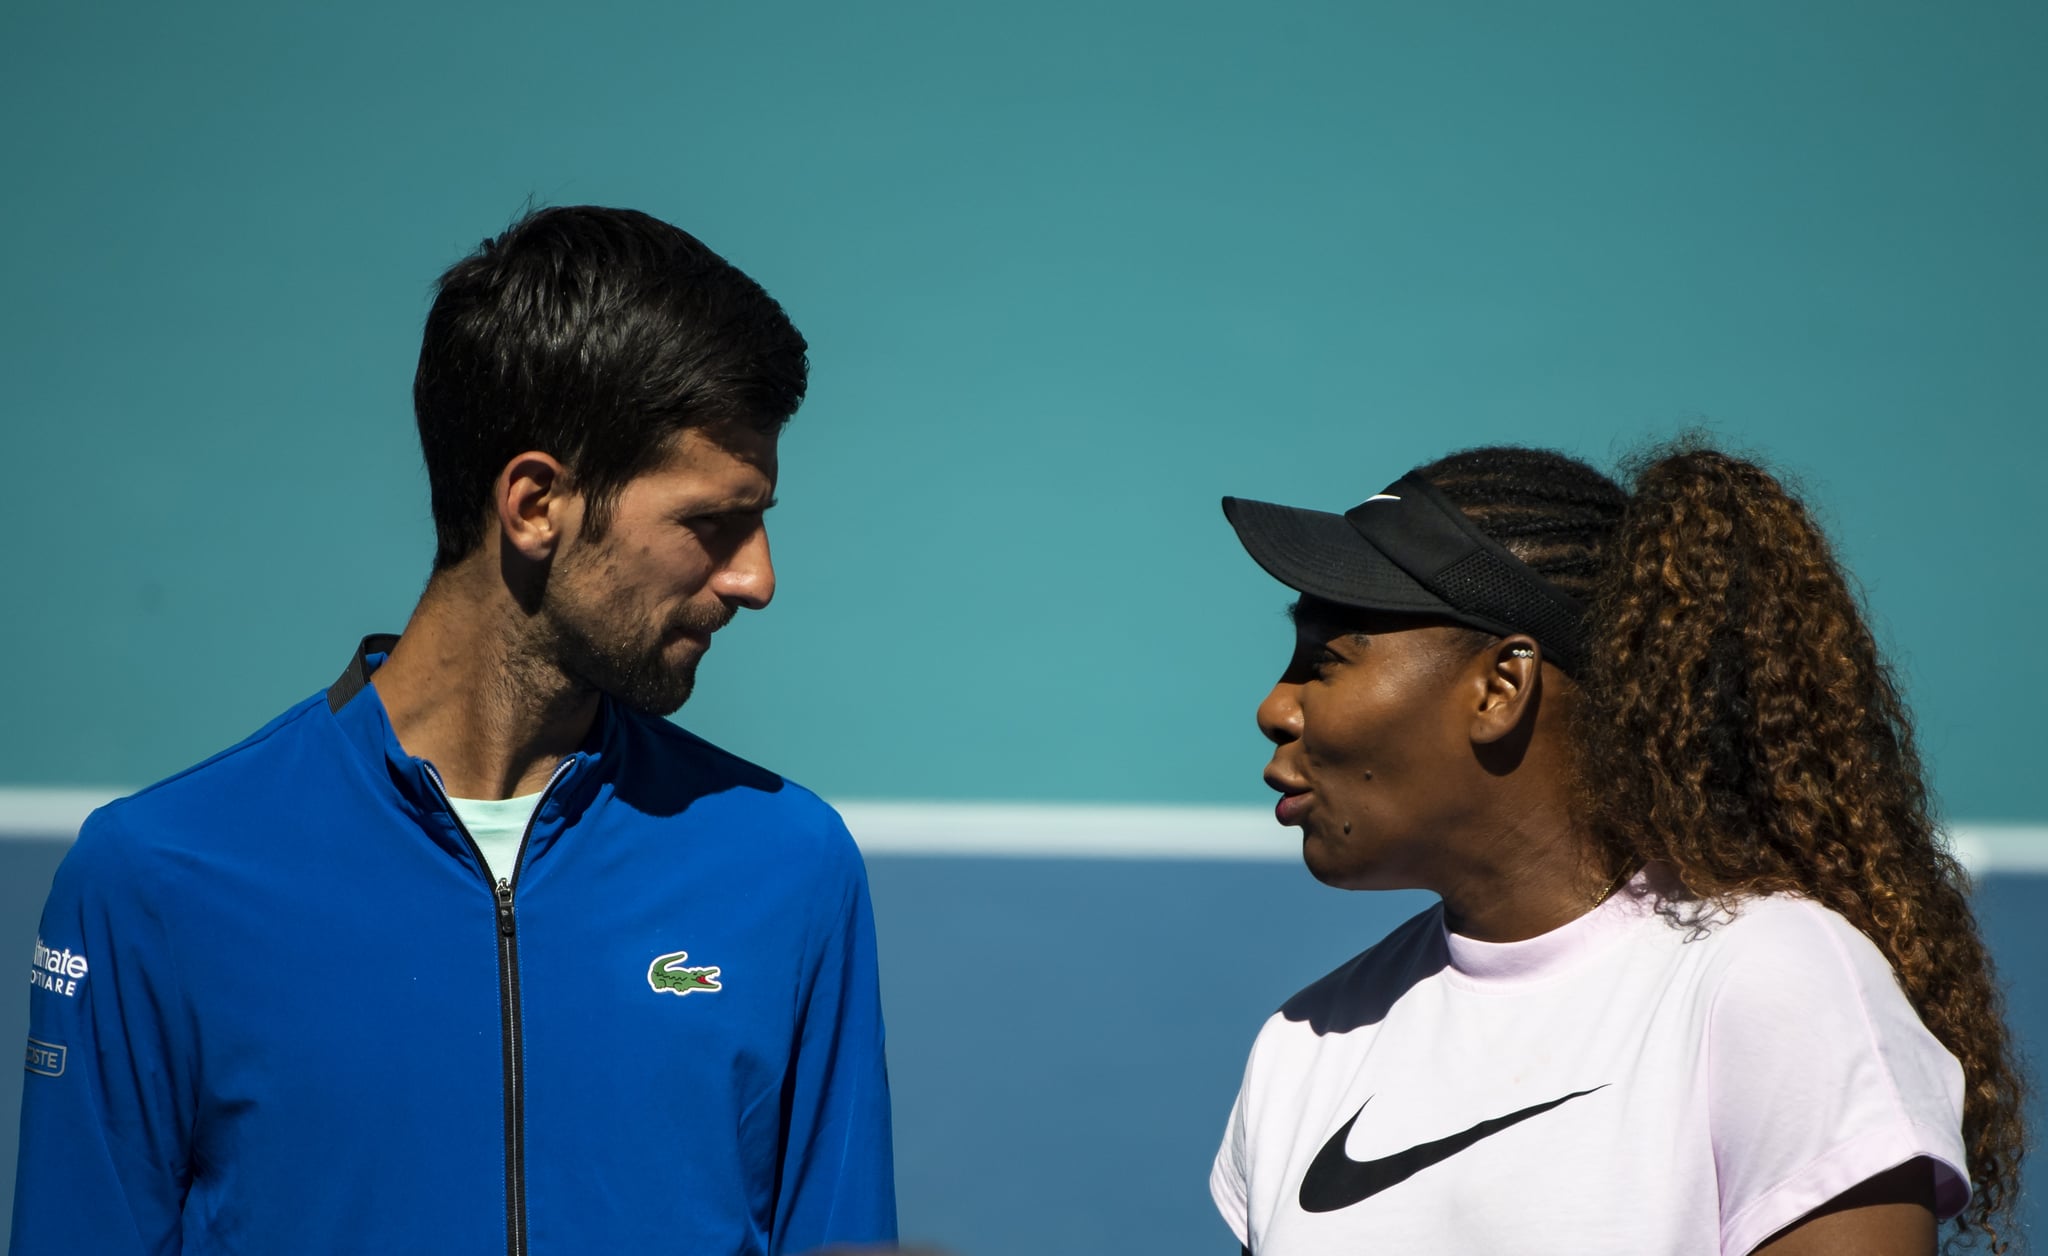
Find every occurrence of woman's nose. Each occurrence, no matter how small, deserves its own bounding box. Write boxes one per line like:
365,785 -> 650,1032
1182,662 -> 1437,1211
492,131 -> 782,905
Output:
1256,682 -> 1302,747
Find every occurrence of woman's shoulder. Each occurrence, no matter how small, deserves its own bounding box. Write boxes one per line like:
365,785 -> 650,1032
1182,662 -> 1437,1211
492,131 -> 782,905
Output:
1681,889 -> 1957,1081
1687,891 -> 1896,992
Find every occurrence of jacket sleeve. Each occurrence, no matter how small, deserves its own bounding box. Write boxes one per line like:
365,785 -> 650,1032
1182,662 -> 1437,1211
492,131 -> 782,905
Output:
10,809 -> 196,1256
771,826 -> 897,1254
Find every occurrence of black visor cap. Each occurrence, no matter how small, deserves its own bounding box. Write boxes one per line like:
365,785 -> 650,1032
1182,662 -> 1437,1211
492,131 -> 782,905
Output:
1222,478 -> 1590,675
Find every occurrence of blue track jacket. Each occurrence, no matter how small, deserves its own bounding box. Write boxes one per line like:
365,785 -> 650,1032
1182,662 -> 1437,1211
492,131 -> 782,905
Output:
13,637 -> 896,1255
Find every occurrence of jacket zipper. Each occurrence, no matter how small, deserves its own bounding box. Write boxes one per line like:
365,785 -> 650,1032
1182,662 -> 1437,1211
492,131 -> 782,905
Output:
424,758 -> 575,1256
493,872 -> 525,1256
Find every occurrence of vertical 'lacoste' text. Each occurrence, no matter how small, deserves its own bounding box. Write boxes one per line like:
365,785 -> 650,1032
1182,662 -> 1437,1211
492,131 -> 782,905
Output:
25,1038 -> 67,1077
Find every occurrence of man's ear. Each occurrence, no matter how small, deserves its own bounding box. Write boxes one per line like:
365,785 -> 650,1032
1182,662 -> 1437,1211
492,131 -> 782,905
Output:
496,451 -> 575,561
1471,635 -> 1541,746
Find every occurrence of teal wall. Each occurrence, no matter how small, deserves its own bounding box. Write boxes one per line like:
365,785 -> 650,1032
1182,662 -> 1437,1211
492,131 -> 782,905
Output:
5,1 -> 2044,818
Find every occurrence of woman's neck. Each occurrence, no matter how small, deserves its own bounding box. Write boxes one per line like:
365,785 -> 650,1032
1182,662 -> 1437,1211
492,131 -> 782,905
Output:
1432,790 -> 1615,943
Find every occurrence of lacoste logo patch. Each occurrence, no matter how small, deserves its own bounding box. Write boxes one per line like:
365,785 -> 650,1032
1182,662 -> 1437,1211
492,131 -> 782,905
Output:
647,950 -> 722,996
25,1038 -> 67,1078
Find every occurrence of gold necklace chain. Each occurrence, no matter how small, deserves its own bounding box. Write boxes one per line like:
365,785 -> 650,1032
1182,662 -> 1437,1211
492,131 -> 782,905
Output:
1590,864 -> 1634,909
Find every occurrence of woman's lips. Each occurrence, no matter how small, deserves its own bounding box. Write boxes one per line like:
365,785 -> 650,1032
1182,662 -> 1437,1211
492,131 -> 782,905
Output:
1275,792 -> 1311,826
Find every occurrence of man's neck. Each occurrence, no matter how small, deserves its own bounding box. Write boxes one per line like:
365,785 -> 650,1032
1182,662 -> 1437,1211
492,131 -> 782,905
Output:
369,568 -> 600,800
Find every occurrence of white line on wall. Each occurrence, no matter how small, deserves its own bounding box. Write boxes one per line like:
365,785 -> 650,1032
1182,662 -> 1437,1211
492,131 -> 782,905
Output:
0,788 -> 122,840
2,787 -> 2044,876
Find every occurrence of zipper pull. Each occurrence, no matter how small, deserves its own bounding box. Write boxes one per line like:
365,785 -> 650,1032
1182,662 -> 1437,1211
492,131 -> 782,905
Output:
496,879 -> 516,937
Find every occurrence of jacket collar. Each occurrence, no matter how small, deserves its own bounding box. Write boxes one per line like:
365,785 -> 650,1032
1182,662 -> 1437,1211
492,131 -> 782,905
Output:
327,633 -> 401,713
323,634 -> 615,866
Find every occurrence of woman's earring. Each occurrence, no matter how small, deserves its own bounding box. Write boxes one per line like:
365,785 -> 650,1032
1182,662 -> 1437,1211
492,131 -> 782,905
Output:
1509,646 -> 1536,659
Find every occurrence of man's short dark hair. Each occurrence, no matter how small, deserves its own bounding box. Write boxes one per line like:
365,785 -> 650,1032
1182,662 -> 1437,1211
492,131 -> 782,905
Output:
414,205 -> 808,570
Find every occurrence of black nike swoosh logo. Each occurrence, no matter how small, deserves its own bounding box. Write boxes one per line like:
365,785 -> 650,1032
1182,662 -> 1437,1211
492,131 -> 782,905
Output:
1298,1084 -> 1609,1212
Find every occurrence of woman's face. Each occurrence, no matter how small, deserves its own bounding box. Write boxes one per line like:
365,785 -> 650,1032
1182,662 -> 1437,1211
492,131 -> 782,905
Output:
1257,599 -> 1485,890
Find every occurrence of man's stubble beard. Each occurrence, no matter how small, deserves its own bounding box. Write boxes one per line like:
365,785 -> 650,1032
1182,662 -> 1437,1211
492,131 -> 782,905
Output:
537,553 -> 734,718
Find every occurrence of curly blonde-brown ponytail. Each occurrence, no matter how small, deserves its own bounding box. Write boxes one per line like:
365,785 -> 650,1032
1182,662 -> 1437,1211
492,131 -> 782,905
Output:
1418,441 -> 2026,1251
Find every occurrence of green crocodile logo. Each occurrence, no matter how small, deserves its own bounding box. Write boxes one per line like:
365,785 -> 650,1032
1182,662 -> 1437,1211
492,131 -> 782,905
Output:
647,950 -> 722,996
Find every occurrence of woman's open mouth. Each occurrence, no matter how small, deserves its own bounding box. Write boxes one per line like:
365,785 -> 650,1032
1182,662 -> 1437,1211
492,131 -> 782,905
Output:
1275,791 -> 1311,826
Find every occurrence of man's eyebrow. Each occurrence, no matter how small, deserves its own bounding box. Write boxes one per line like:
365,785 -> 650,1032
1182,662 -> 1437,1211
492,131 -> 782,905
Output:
686,493 -> 778,514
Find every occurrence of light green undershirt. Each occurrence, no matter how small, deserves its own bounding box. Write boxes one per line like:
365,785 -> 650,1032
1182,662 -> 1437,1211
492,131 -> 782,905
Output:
447,793 -> 544,885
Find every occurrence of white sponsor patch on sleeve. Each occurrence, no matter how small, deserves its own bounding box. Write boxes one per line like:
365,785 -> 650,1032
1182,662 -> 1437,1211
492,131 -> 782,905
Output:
28,935 -> 89,998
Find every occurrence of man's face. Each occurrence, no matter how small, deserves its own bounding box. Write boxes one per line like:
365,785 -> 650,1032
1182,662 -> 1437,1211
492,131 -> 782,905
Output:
539,424 -> 778,715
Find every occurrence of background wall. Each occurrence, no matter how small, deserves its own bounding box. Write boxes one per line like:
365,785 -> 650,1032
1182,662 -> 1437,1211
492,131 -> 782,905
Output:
5,0 -> 2044,814
4,0 -> 2043,1252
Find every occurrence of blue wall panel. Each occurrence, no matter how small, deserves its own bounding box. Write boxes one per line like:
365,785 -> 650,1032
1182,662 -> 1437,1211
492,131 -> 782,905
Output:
8,842 -> 2044,1253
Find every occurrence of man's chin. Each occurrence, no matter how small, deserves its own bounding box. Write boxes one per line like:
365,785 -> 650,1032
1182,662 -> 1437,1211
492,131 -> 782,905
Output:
582,654 -> 702,719
545,621 -> 706,719
611,673 -> 697,718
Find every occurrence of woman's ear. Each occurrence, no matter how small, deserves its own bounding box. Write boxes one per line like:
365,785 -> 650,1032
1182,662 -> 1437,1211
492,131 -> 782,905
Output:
1471,635 -> 1541,745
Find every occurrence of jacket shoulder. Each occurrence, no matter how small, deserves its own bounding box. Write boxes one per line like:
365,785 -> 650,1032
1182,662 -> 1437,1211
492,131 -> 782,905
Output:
613,708 -> 860,863
84,691 -> 330,846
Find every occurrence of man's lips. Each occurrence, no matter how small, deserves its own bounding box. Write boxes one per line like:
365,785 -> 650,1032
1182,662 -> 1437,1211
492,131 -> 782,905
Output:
669,606 -> 736,644
667,617 -> 729,648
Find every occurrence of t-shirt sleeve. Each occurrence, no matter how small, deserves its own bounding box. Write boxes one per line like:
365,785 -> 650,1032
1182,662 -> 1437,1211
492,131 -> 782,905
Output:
1705,899 -> 1969,1256
1209,1055 -> 1254,1248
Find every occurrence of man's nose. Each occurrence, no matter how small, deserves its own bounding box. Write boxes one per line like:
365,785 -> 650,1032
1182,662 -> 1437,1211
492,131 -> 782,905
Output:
712,523 -> 775,610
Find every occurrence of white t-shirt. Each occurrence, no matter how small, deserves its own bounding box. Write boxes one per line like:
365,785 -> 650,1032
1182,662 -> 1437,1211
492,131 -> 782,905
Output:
1210,870 -> 1969,1255
446,792 -> 544,884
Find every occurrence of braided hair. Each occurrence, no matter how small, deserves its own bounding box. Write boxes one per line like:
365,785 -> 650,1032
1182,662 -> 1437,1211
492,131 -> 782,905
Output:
1413,441 -> 2025,1253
